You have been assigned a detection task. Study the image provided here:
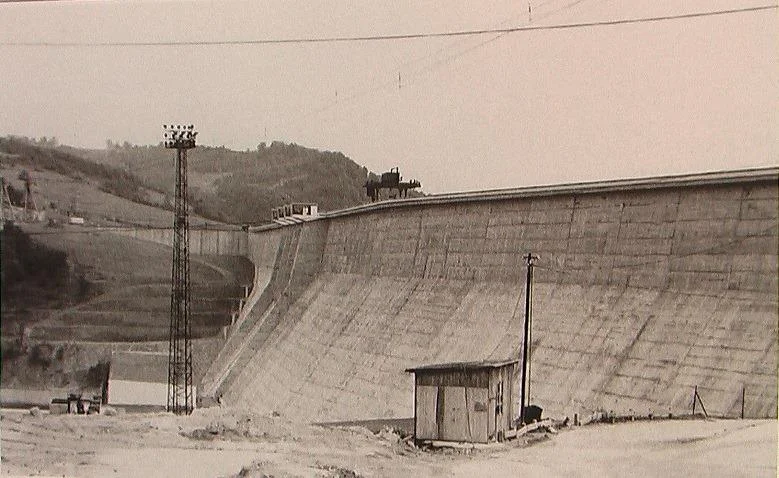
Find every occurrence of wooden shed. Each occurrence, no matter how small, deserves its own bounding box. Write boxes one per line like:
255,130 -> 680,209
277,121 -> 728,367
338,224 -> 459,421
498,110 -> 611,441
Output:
406,359 -> 518,444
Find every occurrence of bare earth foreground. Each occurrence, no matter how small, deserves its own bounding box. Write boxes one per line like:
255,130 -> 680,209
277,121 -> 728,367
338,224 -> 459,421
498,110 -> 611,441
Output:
0,408 -> 775,478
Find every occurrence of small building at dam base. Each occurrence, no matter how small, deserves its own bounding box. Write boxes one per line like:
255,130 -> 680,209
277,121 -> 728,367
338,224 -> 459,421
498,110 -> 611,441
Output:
406,359 -> 518,444
107,351 -> 196,412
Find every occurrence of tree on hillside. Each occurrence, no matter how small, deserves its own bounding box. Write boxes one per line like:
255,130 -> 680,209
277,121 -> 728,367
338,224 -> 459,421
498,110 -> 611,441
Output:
1,222 -> 71,309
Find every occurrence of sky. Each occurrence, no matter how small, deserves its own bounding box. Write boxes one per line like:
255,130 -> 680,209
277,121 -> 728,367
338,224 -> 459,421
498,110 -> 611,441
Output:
0,0 -> 776,194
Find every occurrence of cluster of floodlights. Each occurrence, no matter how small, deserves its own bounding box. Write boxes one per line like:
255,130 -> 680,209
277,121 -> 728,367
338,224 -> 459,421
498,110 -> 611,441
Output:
163,124 -> 197,149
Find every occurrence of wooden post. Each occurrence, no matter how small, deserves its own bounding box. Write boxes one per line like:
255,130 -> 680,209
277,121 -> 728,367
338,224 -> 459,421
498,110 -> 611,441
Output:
741,386 -> 745,419
413,375 -> 418,444
695,388 -> 708,418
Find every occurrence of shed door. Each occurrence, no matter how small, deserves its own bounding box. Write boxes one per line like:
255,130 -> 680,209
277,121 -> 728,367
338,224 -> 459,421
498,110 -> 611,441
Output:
416,385 -> 438,440
440,386 -> 489,443
467,387 -> 489,443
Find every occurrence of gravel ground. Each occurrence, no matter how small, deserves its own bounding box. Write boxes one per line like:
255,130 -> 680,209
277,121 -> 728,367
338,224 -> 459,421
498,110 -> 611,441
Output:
1,407 -> 775,478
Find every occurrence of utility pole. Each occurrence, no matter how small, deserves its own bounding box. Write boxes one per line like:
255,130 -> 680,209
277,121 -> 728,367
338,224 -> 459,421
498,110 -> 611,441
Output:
18,169 -> 38,222
163,124 -> 197,415
519,253 -> 538,424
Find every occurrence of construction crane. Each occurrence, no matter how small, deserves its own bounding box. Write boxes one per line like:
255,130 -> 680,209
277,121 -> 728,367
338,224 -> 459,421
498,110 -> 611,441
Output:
364,167 -> 421,202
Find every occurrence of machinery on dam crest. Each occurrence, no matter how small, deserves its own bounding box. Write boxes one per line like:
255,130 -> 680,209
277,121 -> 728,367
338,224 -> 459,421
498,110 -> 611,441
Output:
365,167 -> 421,201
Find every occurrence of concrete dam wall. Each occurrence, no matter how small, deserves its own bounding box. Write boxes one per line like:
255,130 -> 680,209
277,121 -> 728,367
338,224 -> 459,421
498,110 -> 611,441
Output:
202,168 -> 777,421
110,226 -> 248,256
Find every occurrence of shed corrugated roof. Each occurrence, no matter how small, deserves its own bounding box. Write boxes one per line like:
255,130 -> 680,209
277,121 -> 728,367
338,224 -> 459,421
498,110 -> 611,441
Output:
109,351 -> 168,384
405,358 -> 519,373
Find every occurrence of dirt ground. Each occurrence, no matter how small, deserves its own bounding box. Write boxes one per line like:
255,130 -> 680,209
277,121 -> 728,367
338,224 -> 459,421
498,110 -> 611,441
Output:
0,407 -> 775,478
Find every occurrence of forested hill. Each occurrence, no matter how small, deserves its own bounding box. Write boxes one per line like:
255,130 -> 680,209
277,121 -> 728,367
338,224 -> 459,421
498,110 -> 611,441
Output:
2,136 -> 403,224
66,140 -> 376,224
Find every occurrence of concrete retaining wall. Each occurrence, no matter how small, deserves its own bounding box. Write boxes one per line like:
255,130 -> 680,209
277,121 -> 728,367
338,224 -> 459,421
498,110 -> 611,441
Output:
110,227 -> 248,256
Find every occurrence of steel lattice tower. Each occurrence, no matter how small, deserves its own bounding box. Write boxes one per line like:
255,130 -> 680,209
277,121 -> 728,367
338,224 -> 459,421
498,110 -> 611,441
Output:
164,124 -> 197,415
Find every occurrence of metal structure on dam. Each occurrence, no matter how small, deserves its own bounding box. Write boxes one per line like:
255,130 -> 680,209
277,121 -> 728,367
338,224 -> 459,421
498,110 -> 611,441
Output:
116,167 -> 778,422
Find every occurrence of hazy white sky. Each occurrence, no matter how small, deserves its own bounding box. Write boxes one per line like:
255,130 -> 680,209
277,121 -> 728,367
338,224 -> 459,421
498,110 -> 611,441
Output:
0,0 -> 776,193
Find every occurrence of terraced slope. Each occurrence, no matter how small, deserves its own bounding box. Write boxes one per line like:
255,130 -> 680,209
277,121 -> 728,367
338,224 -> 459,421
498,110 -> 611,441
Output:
205,169 -> 778,421
28,232 -> 254,342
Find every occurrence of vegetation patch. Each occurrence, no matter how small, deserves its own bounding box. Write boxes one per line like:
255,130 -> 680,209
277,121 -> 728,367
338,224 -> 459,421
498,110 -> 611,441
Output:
1,222 -> 85,312
0,136 -> 166,211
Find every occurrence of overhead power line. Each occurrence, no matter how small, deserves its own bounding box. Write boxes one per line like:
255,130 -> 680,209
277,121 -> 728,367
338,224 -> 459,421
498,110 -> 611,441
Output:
303,0 -> 592,119
2,4 -> 776,47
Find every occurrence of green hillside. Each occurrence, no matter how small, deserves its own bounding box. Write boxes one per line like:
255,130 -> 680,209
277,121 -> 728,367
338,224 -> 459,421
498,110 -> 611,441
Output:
63,140 -> 376,224
0,137 -> 167,213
